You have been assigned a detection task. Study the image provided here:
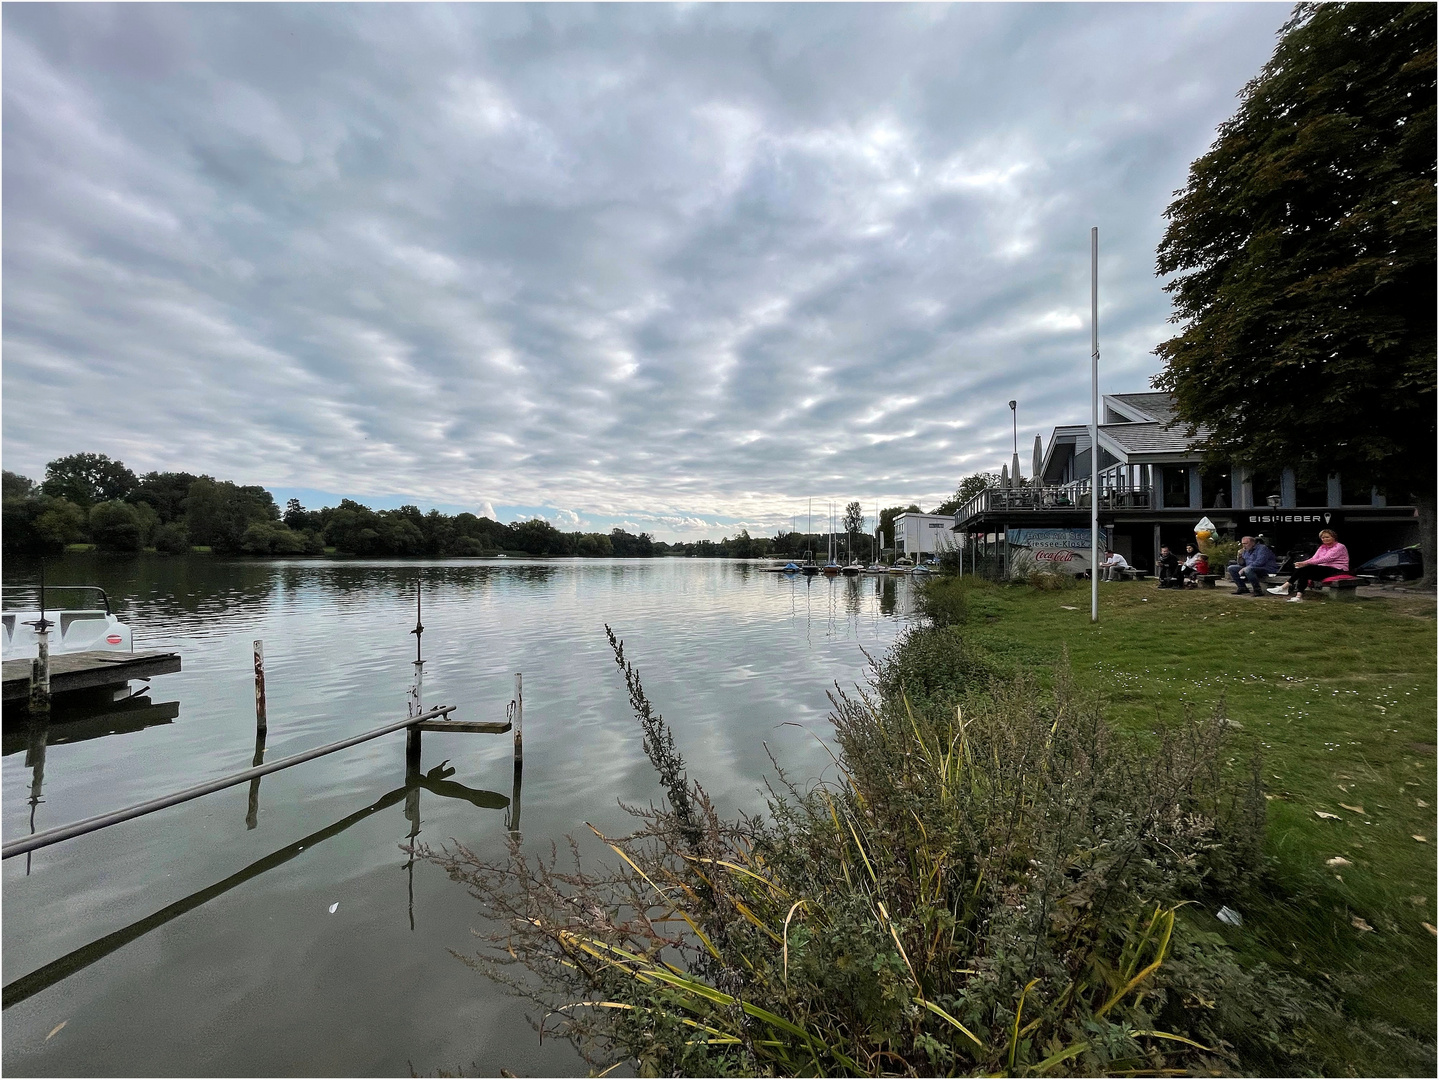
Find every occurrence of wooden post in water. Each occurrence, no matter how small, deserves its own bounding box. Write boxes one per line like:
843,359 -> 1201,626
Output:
253,640 -> 267,734
29,630 -> 51,716
28,564 -> 52,716
508,672 -> 523,834
512,672 -> 523,767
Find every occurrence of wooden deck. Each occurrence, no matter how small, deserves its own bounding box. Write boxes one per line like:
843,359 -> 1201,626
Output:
2,650 -> 182,702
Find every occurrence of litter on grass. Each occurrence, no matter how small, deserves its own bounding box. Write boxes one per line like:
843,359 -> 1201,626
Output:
1216,906 -> 1243,927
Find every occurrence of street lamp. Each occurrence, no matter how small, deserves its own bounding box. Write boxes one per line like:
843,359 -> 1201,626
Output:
1009,400 -> 1018,457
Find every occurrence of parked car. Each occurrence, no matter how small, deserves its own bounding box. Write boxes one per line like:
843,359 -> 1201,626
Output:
1355,546 -> 1423,582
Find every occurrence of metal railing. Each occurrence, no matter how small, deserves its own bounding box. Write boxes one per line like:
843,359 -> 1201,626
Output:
952,479 -> 1156,526
1,704 -> 458,860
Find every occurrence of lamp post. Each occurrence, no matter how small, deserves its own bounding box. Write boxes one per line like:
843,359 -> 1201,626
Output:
1009,400 -> 1021,485
1090,227 -> 1100,624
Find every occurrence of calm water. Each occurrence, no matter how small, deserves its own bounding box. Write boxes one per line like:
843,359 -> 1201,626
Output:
2,556 -> 916,1076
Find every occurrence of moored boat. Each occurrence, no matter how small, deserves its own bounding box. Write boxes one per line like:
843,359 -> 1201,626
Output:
3,586 -> 133,661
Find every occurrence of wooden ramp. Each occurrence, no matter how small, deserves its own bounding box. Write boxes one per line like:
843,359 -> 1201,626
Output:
2,650 -> 182,703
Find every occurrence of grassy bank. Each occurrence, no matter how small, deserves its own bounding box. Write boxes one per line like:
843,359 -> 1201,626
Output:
928,576 -> 1437,1074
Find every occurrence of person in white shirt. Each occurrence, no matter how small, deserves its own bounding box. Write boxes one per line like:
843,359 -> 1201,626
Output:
1100,549 -> 1129,581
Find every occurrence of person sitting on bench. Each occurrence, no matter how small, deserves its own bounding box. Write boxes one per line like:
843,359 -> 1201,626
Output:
1157,545 -> 1183,588
1181,544 -> 1208,587
1268,528 -> 1349,603
1100,549 -> 1129,581
1227,535 -> 1279,596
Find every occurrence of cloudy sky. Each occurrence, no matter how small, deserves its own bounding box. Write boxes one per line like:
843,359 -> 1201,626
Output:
3,3 -> 1289,539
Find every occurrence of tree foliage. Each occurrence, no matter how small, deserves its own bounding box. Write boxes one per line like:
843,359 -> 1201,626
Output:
41,452 -> 138,508
183,478 -> 281,554
1153,2 -> 1435,507
130,471 -> 200,525
879,505 -> 921,549
933,473 -> 999,516
3,471 -> 36,500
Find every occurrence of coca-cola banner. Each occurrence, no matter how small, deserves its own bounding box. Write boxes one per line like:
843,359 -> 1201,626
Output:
1006,528 -> 1103,577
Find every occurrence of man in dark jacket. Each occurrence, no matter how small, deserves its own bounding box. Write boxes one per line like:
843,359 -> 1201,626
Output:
1226,535 -> 1280,595
1156,545 -> 1183,588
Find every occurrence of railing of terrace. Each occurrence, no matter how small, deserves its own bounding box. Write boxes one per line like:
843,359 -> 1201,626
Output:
952,476 -> 1155,526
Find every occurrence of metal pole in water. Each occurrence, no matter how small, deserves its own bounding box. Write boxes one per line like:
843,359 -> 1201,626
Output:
253,639 -> 267,734
1090,226 -> 1100,624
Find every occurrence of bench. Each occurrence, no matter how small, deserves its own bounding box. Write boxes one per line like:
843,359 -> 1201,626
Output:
1117,568 -> 1151,581
1194,573 -> 1223,589
1315,574 -> 1364,602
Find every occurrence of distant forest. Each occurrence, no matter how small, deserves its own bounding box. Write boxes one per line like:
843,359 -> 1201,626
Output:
2,453 -> 922,560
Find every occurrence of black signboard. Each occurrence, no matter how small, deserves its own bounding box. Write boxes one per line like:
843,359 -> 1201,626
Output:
1239,511 -> 1342,527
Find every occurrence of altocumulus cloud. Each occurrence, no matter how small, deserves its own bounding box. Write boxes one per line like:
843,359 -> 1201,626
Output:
2,3 -> 1288,539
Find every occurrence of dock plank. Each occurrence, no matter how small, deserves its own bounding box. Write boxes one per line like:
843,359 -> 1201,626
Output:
2,650 -> 182,702
414,719 -> 512,735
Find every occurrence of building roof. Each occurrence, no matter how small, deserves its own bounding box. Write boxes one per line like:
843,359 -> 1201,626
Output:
1101,421 -> 1203,455
1107,392 -> 1181,424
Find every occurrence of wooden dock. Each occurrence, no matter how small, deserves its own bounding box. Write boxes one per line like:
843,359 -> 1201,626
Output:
2,650 -> 182,703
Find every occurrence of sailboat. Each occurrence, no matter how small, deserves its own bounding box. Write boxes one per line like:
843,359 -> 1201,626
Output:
822,501 -> 841,575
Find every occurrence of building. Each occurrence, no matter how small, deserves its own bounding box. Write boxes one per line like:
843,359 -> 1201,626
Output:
951,391 -> 1418,575
895,513 -> 961,558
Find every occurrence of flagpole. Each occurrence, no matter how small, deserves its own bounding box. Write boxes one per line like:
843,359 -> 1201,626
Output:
1090,226 -> 1100,624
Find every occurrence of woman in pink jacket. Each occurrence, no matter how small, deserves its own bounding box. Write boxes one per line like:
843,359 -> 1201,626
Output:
1271,529 -> 1349,602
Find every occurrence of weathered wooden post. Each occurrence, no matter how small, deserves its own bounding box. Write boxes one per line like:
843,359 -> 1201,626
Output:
507,673 -> 524,835
253,639 -> 267,734
512,672 -> 523,767
29,628 -> 51,716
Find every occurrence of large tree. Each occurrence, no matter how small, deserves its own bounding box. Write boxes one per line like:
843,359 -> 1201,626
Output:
41,452 -> 138,508
1154,2 -> 1435,582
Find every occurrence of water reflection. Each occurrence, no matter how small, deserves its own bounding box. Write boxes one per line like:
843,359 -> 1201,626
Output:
2,759 -> 513,1010
3,695 -> 183,873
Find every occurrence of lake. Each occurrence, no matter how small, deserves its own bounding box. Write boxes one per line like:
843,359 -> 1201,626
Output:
2,556 -> 917,1076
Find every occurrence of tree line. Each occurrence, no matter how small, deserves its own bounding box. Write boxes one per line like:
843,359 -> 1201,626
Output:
2,454 -> 923,561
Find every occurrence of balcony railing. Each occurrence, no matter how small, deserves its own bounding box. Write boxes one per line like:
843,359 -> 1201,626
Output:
953,477 -> 1155,527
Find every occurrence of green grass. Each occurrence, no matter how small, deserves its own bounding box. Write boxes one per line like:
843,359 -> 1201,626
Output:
955,578 -> 1437,1074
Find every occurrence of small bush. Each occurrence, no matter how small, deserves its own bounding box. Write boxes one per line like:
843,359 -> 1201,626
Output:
153,521 -> 190,554
916,575 -> 969,628
1025,569 -> 1076,591
1205,538 -> 1239,569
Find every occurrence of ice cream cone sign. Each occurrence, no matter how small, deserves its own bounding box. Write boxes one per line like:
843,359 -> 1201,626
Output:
1194,516 -> 1216,552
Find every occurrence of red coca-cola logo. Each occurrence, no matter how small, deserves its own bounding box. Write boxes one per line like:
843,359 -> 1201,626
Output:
1035,550 -> 1076,562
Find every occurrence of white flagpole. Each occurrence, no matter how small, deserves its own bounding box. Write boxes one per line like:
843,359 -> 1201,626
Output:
1090,227 -> 1100,624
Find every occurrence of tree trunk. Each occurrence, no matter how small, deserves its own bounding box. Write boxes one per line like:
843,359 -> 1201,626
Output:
1414,490 -> 1436,592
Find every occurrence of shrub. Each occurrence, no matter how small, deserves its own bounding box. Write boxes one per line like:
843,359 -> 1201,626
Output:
423,626 -> 1325,1077
1026,569 -> 1076,591
1204,538 -> 1239,570
89,500 -> 144,552
153,521 -> 190,554
915,575 -> 969,628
